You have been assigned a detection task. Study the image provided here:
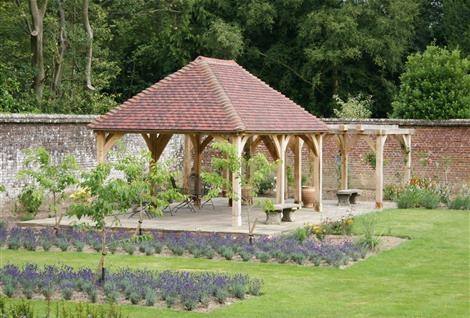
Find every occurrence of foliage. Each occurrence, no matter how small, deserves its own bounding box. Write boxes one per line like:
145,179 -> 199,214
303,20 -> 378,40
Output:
257,174 -> 275,195
0,226 -> 366,268
261,199 -> 276,215
357,215 -> 381,251
383,184 -> 403,201
333,94 -> 373,119
363,151 -> 376,169
396,185 -> 441,209
307,215 -> 354,240
17,185 -> 43,218
448,185 -> 470,210
392,45 -> 470,119
0,264 -> 261,311
114,152 -> 184,234
18,147 -> 78,229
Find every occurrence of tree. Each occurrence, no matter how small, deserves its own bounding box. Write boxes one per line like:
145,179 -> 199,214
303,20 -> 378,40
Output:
68,162 -> 130,282
202,141 -> 277,242
333,94 -> 373,119
18,147 -> 78,231
114,152 -> 184,236
392,45 -> 470,119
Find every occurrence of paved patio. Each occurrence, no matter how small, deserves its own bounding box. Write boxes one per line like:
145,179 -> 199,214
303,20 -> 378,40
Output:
20,198 -> 395,236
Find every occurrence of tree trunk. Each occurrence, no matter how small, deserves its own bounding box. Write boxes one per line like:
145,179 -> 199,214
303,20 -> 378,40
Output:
82,0 -> 95,90
52,0 -> 67,94
29,0 -> 48,101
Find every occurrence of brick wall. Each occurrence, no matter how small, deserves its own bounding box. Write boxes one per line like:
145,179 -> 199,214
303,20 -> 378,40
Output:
1,115 -> 469,210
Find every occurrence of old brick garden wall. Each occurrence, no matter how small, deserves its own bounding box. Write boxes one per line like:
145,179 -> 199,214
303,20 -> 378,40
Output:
1,114 -> 469,211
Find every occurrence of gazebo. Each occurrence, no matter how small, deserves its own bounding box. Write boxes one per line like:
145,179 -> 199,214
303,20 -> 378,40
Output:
88,56 -> 329,227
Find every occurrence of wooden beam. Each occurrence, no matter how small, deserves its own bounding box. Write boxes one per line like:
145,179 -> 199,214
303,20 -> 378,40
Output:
103,132 -> 124,154
261,136 -> 279,160
337,134 -> 348,190
375,134 -> 387,209
199,135 -> 214,154
299,135 -> 317,156
393,134 -> 412,185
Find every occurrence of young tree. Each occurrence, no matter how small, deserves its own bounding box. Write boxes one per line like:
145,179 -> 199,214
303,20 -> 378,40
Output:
114,152 -> 185,236
68,162 -> 130,282
202,141 -> 277,243
392,45 -> 470,119
18,147 -> 78,231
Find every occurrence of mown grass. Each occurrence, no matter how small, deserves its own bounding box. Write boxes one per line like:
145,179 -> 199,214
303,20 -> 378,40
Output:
1,209 -> 469,317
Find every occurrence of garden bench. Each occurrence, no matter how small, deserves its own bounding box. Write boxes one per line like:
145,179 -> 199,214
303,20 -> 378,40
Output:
336,189 -> 360,206
272,203 -> 301,222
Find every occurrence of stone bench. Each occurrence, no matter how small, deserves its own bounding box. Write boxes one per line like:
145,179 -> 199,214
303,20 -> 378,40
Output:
336,189 -> 361,206
273,203 -> 301,222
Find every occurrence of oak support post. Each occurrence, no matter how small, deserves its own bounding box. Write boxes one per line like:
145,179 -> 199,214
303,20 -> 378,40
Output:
404,134 -> 412,185
313,134 -> 323,212
192,134 -> 202,207
339,134 -> 348,190
96,131 -> 106,163
232,135 -> 243,227
274,135 -> 289,205
183,134 -> 192,192
293,137 -> 304,204
375,134 -> 387,209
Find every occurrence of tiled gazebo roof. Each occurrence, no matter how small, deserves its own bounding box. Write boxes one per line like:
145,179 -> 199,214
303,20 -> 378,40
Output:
89,56 -> 328,134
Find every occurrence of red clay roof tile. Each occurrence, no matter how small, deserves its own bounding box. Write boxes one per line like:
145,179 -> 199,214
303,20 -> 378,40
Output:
88,56 -> 328,133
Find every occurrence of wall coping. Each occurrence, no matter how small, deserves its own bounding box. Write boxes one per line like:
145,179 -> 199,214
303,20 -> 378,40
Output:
0,113 -> 469,127
0,114 -> 97,124
321,118 -> 470,127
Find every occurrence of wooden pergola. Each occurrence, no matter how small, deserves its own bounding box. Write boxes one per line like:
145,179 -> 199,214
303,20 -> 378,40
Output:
89,56 -> 329,227
327,124 -> 414,208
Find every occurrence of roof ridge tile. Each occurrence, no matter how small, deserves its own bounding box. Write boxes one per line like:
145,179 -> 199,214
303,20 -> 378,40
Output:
199,60 -> 245,131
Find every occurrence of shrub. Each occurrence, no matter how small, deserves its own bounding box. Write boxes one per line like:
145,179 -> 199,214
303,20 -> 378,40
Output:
232,283 -> 246,299
383,184 -> 403,201
221,247 -> 235,260
256,252 -> 270,263
396,186 -> 423,208
290,252 -> 306,265
41,239 -> 52,251
292,227 -> 309,242
18,185 -> 43,219
421,190 -> 440,209
62,288 -> 73,300
123,243 -> 136,255
333,94 -> 373,119
392,45 -> 470,120
144,288 -> 156,306
357,216 -> 381,251
248,279 -> 262,296
214,288 -> 228,304
240,250 -> 252,262
448,195 -> 470,210
56,238 -> 69,251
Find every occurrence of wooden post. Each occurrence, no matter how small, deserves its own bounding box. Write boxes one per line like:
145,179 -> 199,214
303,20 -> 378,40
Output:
404,134 -> 412,185
274,135 -> 289,205
313,134 -> 323,212
232,135 -> 243,227
293,137 -> 304,204
96,131 -> 106,163
375,134 -> 387,209
192,134 -> 201,207
339,134 -> 348,190
183,134 -> 192,192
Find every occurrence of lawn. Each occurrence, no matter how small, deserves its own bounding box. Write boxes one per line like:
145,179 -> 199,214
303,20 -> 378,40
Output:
1,208 -> 469,317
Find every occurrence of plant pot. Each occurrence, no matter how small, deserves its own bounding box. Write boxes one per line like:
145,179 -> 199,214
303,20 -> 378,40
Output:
302,186 -> 316,208
242,186 -> 253,205
265,212 -> 282,225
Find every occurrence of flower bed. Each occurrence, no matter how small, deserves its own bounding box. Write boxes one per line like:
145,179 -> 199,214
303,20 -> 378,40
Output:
0,223 -> 368,267
0,264 -> 261,311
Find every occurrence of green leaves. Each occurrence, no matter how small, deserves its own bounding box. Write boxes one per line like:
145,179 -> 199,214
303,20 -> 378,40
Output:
392,45 -> 470,119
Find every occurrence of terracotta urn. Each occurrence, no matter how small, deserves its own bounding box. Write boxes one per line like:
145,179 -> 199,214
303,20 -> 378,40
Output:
301,186 -> 316,208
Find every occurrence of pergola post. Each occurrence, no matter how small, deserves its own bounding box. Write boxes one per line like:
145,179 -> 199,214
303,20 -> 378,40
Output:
404,134 -> 412,184
232,135 -> 243,227
313,134 -> 323,212
375,133 -> 387,209
293,137 -> 304,204
192,134 -> 202,207
337,132 -> 348,190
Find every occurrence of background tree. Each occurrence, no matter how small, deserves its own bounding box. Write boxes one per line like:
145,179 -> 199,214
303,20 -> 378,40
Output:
392,45 -> 470,119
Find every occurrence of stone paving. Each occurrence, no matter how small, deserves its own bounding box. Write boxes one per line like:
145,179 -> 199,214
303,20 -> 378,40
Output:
20,198 -> 396,236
